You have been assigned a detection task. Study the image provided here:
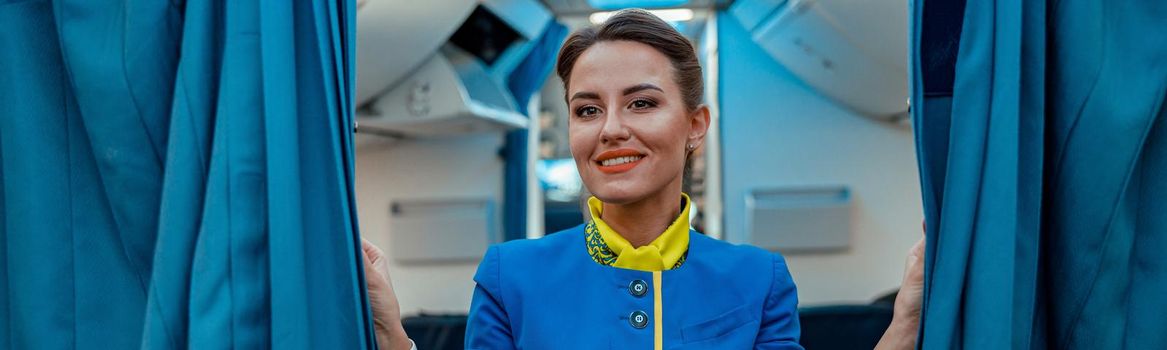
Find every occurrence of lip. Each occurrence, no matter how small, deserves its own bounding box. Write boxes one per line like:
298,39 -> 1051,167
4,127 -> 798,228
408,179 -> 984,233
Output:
595,148 -> 646,174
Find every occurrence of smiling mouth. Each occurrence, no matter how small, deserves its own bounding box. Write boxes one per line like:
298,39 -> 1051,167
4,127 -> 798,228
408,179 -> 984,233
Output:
595,150 -> 646,174
600,155 -> 644,167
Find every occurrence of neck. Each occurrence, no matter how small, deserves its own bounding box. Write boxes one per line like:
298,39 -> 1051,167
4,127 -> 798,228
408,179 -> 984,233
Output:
600,181 -> 684,248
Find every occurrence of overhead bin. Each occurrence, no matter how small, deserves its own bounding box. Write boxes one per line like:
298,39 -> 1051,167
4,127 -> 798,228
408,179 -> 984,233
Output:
355,0 -> 551,137
731,0 -> 909,120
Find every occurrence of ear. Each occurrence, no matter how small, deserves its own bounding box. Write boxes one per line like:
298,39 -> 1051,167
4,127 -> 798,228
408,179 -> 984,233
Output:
687,104 -> 711,150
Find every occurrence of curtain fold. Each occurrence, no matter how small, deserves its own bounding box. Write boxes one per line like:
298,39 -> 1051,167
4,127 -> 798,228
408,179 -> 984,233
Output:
0,0 -> 373,349
502,21 -> 568,240
911,0 -> 1167,348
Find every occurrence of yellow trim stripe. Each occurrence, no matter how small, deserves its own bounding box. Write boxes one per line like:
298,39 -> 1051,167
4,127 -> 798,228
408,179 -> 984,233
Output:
653,271 -> 663,350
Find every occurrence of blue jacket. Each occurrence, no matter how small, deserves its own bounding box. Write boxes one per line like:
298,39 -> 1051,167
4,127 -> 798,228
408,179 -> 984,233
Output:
465,224 -> 802,349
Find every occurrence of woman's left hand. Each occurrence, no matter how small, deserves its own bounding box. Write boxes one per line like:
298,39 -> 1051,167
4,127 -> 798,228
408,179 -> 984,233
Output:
875,222 -> 926,350
894,234 -> 925,328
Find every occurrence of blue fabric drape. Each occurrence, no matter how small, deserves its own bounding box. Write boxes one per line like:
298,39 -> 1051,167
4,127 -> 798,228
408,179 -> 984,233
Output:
911,0 -> 1167,348
0,1 -> 374,349
502,21 -> 569,241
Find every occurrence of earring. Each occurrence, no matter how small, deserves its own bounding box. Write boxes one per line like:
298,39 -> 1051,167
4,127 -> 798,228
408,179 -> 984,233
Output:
687,144 -> 695,150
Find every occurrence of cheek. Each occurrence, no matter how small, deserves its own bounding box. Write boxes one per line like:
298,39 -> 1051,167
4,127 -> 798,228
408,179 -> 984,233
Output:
641,113 -> 690,152
567,123 -> 594,162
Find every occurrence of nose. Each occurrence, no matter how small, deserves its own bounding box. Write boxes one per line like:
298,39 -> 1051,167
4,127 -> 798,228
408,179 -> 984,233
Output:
599,108 -> 631,144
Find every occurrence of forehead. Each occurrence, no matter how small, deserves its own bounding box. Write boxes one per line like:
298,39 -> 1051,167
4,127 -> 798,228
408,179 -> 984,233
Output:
568,40 -> 675,95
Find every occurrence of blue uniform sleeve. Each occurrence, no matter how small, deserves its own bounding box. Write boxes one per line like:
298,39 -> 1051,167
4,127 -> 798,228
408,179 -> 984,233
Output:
755,254 -> 804,349
465,245 -> 517,350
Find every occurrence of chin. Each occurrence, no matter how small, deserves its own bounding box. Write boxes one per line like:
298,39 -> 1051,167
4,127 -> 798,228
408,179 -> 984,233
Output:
588,183 -> 652,205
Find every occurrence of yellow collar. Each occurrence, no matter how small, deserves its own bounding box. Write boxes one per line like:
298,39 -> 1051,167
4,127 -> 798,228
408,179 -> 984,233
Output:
586,193 -> 692,271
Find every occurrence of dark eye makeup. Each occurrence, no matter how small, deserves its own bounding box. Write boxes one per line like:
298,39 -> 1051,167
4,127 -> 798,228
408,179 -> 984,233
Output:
629,98 -> 657,110
571,96 -> 659,118
575,105 -> 601,118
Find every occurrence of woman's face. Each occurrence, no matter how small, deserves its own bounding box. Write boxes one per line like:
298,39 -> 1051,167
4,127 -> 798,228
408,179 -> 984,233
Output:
566,40 -> 708,205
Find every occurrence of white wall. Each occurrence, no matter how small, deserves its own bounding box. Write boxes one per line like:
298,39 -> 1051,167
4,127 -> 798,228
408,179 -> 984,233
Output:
719,14 -> 923,306
353,134 -> 505,315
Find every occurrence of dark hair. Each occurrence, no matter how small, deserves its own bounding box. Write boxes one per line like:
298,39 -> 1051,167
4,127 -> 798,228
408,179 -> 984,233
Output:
555,9 -> 704,111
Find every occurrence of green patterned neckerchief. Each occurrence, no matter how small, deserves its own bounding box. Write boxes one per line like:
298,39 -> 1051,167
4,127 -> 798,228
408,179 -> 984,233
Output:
584,221 -> 687,269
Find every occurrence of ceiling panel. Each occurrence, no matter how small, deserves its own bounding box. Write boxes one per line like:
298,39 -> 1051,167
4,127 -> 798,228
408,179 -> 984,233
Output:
539,0 -> 734,16
814,0 -> 908,72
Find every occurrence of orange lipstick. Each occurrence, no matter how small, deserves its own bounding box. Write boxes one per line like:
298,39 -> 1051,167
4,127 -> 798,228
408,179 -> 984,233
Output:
595,149 -> 646,174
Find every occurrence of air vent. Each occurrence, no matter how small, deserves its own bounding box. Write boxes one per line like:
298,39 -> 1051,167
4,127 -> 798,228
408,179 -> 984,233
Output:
449,6 -> 521,66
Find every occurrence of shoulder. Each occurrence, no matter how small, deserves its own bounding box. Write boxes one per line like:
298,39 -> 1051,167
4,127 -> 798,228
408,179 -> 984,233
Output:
490,224 -> 583,261
689,231 -> 789,269
473,224 -> 585,283
686,232 -> 796,298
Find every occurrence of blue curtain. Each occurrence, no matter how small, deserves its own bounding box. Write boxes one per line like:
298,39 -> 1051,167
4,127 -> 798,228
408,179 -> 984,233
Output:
911,0 -> 1167,348
0,1 -> 375,349
502,21 -> 569,241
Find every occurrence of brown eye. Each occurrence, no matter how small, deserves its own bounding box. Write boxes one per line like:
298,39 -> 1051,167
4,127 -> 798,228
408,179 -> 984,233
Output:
576,106 -> 601,118
630,99 -> 656,110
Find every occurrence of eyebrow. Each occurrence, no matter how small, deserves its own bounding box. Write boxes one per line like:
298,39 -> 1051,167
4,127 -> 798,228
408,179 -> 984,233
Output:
569,83 -> 665,102
622,83 -> 664,96
569,91 -> 600,102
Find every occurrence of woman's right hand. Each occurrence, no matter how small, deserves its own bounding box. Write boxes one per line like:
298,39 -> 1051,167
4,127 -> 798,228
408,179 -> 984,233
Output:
362,239 -> 414,350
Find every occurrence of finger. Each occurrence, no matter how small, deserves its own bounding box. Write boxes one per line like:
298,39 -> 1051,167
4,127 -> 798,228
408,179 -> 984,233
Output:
361,241 -> 393,282
362,249 -> 378,276
362,258 -> 384,290
362,238 -> 385,263
362,248 -> 373,266
917,220 -> 927,259
362,238 -> 377,256
903,237 -> 925,276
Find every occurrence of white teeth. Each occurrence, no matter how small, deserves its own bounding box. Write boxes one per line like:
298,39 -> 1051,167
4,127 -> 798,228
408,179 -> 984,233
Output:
601,155 -> 643,166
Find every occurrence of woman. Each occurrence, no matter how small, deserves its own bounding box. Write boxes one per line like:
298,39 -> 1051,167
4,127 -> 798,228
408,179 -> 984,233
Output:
364,9 -> 924,349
